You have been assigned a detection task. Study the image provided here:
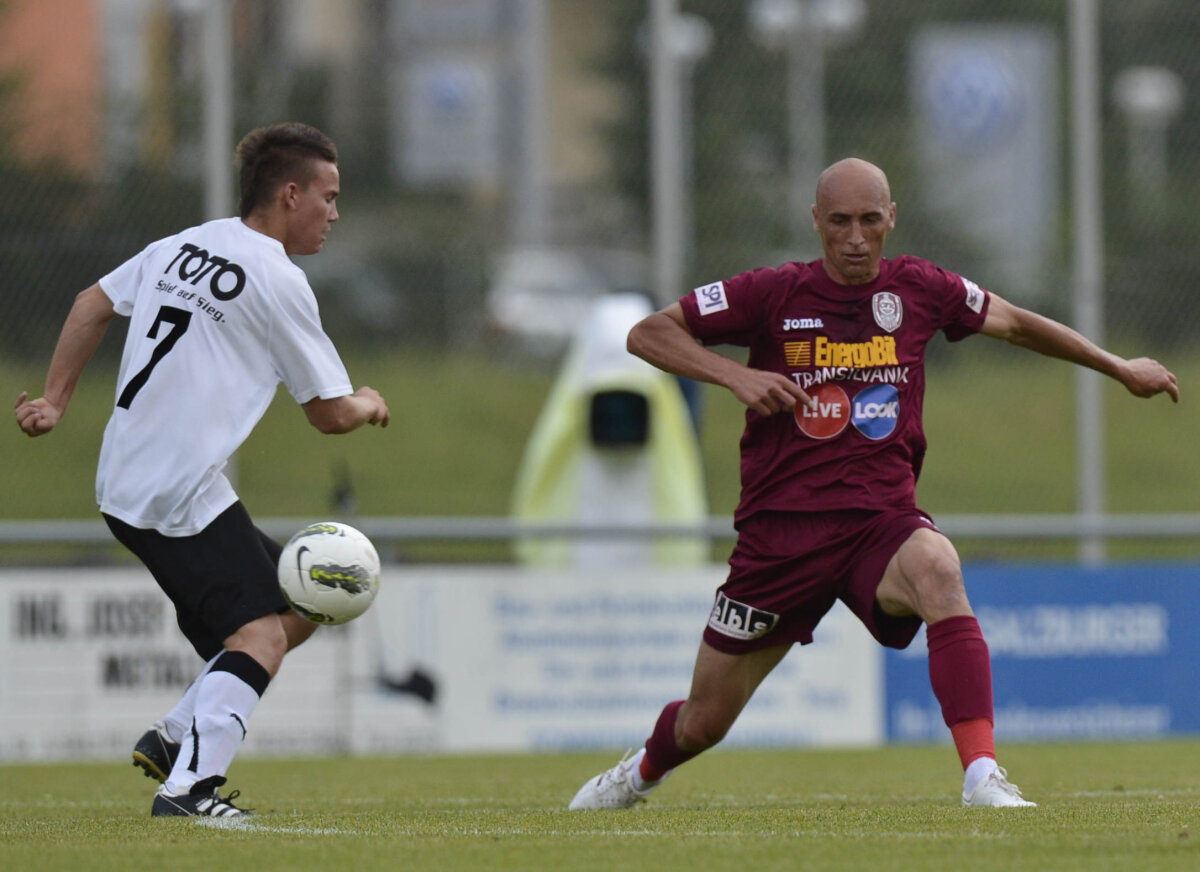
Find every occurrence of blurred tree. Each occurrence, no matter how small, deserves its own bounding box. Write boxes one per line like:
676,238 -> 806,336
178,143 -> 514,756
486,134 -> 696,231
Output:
0,0 -> 200,362
587,0 -> 1198,346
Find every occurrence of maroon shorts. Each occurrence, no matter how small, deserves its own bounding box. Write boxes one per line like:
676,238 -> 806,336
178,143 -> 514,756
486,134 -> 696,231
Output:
703,508 -> 940,654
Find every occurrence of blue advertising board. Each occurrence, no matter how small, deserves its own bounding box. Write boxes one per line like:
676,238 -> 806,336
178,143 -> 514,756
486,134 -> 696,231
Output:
885,563 -> 1199,742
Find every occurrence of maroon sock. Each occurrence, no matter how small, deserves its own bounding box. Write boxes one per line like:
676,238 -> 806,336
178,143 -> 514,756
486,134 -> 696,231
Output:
926,615 -> 994,728
641,700 -> 699,781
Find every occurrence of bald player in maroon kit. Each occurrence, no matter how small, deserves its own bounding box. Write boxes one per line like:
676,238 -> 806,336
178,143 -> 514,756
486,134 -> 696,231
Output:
568,157 -> 1179,810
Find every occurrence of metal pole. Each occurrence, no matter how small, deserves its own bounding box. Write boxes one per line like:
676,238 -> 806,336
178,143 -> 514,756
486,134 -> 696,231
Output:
202,0 -> 234,222
1069,0 -> 1105,564
203,0 -> 236,488
788,5 -> 824,238
650,0 -> 684,307
513,0 -> 549,245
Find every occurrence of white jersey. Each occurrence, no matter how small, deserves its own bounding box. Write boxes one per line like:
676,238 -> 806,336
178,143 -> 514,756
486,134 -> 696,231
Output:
96,217 -> 352,535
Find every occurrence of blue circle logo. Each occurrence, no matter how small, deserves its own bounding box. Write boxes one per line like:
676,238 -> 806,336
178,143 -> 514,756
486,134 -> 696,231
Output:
923,52 -> 1025,154
851,384 -> 900,440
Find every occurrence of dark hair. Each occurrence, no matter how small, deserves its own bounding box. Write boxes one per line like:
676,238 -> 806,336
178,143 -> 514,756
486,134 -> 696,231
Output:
235,123 -> 338,218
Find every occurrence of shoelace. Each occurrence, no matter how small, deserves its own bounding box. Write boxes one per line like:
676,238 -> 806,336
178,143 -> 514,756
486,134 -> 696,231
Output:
199,788 -> 248,816
596,751 -> 637,790
990,768 -> 1025,798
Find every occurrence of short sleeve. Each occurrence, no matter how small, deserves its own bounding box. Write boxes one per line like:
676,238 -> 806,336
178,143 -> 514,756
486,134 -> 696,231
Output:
937,268 -> 990,342
679,266 -> 779,346
97,239 -> 170,316
267,274 -> 353,404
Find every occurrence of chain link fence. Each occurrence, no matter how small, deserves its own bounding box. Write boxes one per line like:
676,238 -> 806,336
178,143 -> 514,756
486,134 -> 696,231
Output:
2,0 -> 1196,540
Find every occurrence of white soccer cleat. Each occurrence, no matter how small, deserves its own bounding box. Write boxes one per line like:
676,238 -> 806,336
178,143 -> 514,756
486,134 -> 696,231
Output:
568,750 -> 662,810
962,767 -> 1037,808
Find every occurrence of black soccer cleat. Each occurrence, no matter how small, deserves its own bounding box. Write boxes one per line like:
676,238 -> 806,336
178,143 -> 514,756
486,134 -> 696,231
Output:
132,721 -> 181,783
151,775 -> 252,818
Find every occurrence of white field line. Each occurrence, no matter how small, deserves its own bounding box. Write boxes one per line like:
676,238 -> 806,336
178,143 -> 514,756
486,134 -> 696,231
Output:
6,784 -> 1196,814
415,827 -> 1009,840
196,818 -> 360,835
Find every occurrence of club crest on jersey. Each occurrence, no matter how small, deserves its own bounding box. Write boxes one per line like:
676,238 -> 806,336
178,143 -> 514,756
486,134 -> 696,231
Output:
871,291 -> 903,333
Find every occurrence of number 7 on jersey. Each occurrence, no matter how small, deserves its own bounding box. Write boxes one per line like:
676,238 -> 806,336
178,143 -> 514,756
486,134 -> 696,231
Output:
116,305 -> 193,409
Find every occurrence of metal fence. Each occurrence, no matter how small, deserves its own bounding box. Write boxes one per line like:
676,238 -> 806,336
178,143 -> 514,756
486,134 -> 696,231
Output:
2,0 -> 1197,557
5,0 -> 1200,352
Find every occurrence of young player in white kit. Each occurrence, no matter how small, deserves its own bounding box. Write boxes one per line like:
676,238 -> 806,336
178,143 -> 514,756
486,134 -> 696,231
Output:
15,123 -> 389,817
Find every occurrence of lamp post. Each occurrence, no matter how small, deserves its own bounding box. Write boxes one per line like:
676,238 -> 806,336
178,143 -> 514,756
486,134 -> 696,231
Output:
1112,66 -> 1185,202
648,1 -> 713,307
1069,0 -> 1104,564
513,0 -> 549,246
748,0 -> 866,240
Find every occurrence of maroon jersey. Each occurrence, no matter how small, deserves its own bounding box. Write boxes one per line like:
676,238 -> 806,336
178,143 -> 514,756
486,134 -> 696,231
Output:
680,256 -> 990,523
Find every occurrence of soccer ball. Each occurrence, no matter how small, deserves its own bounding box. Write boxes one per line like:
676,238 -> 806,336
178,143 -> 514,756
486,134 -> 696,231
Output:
278,521 -> 381,625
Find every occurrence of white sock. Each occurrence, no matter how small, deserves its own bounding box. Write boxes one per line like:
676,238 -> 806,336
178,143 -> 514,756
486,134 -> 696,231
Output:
963,756 -> 999,796
162,651 -> 222,742
165,651 -> 269,794
628,748 -> 652,791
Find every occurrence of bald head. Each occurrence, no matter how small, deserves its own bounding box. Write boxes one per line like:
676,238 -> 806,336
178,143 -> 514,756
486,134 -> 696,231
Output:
811,158 -> 896,285
815,158 -> 891,209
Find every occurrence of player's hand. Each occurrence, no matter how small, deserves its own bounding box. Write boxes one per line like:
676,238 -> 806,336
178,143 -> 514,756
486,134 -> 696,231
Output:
354,386 -> 390,428
14,391 -> 62,437
1119,358 -> 1179,403
727,369 -> 816,416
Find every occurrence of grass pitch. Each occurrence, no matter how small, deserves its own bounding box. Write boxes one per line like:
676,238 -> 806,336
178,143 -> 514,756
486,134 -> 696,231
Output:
2,741 -> 1197,872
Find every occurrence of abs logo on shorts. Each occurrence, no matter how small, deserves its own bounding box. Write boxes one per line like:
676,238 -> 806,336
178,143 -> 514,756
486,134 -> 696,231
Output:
851,383 -> 900,440
795,382 -> 850,439
708,592 -> 779,641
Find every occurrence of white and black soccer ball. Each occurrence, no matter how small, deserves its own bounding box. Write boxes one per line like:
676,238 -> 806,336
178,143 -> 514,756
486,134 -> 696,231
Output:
278,521 -> 381,625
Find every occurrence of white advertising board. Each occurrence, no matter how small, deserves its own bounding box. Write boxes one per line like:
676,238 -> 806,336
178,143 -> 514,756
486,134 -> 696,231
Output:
0,566 -> 883,762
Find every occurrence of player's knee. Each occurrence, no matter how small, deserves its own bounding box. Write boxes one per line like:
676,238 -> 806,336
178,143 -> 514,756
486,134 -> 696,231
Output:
920,550 -> 963,591
910,551 -> 969,616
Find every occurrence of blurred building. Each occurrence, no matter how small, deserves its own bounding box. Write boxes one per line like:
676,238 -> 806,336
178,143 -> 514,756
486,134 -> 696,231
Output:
0,0 -> 647,361
0,0 -> 619,217
0,0 -> 102,174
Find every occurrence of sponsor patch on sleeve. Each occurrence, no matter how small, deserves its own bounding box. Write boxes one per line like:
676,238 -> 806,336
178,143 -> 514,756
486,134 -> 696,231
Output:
693,281 -> 729,315
962,277 -> 985,314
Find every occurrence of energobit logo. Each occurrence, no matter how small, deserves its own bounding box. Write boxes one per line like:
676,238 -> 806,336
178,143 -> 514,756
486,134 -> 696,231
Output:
783,341 -> 812,367
708,592 -> 779,641
795,383 -> 850,439
783,336 -> 898,370
814,335 -> 898,367
851,383 -> 900,440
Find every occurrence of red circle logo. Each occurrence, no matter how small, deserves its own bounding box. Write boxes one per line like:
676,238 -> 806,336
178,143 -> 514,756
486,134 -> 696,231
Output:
795,383 -> 850,439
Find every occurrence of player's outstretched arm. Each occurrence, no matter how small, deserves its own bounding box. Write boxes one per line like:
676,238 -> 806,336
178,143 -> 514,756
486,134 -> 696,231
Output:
15,284 -> 117,437
980,293 -> 1179,403
302,386 -> 390,434
627,303 -> 815,416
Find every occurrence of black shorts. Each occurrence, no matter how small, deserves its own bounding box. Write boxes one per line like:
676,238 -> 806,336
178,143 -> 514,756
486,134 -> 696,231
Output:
104,502 -> 287,661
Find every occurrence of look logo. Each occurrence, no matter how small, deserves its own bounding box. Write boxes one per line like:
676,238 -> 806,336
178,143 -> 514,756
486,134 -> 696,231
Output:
851,383 -> 900,440
795,383 -> 850,439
